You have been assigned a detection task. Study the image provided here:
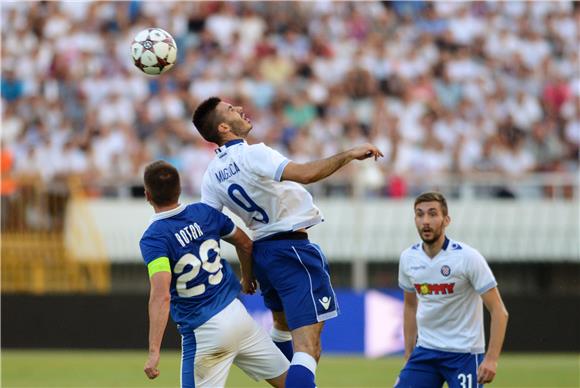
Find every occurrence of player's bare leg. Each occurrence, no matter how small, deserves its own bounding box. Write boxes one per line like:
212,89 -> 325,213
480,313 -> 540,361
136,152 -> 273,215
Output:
285,321 -> 324,387
271,310 -> 293,361
272,311 -> 290,331
265,371 -> 288,388
291,321 -> 323,362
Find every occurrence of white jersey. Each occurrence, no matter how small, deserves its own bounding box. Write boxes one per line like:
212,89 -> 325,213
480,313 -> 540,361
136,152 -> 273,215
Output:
201,139 -> 323,239
398,237 -> 497,354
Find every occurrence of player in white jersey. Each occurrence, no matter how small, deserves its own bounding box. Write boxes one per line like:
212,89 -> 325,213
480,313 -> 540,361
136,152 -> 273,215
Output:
140,161 -> 288,388
396,192 -> 509,388
193,96 -> 383,388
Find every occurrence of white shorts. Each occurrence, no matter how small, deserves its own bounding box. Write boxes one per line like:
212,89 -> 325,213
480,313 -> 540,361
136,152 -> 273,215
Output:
180,298 -> 289,388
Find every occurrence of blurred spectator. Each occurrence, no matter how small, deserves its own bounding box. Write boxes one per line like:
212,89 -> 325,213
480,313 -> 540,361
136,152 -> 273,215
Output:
1,144 -> 17,196
434,66 -> 462,109
494,130 -> 536,177
526,119 -> 566,172
1,70 -> 24,102
507,91 -> 543,132
542,72 -> 572,116
284,91 -> 317,129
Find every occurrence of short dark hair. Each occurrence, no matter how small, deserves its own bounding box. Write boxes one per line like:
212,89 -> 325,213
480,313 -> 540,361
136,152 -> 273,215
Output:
143,160 -> 181,207
414,191 -> 448,216
192,97 -> 222,144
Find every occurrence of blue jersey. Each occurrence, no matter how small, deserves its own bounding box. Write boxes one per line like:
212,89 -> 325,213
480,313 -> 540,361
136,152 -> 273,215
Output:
140,203 -> 241,332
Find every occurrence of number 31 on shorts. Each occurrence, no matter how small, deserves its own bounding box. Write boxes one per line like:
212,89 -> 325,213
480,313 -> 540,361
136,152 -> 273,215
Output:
458,373 -> 473,388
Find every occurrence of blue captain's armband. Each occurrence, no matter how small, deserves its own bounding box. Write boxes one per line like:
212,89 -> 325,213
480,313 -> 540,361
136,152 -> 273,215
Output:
148,257 -> 171,278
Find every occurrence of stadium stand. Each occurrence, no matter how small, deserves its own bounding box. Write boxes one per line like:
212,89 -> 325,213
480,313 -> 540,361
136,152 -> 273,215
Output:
1,1 -> 578,199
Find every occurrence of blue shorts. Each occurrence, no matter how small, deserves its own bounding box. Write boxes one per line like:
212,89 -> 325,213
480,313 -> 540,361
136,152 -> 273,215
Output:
252,233 -> 339,330
395,346 -> 484,388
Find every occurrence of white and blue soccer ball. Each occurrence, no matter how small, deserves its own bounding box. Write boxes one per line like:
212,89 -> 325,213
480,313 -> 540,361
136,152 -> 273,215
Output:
131,28 -> 177,76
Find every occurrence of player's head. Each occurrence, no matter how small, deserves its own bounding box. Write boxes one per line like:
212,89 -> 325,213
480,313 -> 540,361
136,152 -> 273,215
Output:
414,191 -> 450,244
192,96 -> 252,146
143,160 -> 181,208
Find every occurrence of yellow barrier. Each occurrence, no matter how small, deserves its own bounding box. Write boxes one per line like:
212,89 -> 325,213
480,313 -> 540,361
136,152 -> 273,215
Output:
1,176 -> 110,294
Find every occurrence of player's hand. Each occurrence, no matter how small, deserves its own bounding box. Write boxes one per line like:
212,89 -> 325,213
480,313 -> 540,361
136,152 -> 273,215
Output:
241,277 -> 257,295
144,352 -> 161,380
477,358 -> 497,384
349,144 -> 384,161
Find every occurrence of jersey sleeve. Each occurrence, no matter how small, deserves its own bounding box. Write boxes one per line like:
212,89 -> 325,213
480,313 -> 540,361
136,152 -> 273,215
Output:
206,205 -> 236,238
245,143 -> 290,182
466,248 -> 498,294
201,170 -> 223,210
140,231 -> 169,266
398,252 -> 415,293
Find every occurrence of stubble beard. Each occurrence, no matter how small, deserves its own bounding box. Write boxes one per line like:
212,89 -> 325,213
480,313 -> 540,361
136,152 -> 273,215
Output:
421,231 -> 441,245
419,223 -> 444,245
231,121 -> 252,137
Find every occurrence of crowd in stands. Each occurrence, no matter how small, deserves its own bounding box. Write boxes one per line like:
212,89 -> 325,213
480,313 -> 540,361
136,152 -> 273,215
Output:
1,1 -> 578,199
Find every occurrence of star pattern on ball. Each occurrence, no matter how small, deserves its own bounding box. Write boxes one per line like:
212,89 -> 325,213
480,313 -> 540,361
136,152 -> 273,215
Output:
131,28 -> 177,76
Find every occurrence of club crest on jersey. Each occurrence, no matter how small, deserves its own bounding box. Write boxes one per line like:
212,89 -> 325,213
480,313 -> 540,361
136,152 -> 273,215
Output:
441,265 -> 451,277
414,283 -> 455,295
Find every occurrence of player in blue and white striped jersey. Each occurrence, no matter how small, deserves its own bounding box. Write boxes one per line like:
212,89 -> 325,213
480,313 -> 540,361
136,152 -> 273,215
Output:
396,192 -> 509,388
193,96 -> 383,388
139,160 -> 288,388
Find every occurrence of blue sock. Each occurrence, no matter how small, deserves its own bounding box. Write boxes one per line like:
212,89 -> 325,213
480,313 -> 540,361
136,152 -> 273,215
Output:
286,351 -> 316,388
271,328 -> 293,361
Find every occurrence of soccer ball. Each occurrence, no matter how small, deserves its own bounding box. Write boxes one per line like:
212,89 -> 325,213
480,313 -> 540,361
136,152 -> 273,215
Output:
131,28 -> 177,75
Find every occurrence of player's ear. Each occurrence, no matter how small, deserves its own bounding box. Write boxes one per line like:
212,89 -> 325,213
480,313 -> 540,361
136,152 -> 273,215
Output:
444,215 -> 451,227
217,122 -> 230,134
144,189 -> 152,204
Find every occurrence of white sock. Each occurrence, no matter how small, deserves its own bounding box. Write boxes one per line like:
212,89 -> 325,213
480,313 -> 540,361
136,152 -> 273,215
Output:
291,351 -> 317,374
271,327 -> 292,342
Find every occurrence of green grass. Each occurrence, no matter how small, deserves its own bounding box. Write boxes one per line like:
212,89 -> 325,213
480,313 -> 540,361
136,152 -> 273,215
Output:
1,350 -> 578,387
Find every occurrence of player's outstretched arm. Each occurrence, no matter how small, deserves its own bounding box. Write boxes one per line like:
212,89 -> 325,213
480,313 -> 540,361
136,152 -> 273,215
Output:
478,287 -> 509,384
402,291 -> 418,362
144,271 -> 171,380
281,143 -> 384,184
223,228 -> 257,295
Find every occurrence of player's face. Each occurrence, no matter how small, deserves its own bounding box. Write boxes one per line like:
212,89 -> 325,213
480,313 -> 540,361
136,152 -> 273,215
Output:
414,201 -> 449,244
217,101 -> 252,138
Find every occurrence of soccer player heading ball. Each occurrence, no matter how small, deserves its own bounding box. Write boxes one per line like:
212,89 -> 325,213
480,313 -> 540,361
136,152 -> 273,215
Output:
193,97 -> 383,388
396,192 -> 509,387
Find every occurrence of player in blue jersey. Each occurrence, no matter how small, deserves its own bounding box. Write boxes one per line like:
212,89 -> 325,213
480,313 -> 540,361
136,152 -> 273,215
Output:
396,192 -> 509,388
192,96 -> 383,388
139,160 -> 289,388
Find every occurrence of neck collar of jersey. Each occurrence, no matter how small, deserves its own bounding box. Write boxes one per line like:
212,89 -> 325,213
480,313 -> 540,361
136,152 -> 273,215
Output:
150,203 -> 185,222
224,139 -> 244,148
442,236 -> 450,250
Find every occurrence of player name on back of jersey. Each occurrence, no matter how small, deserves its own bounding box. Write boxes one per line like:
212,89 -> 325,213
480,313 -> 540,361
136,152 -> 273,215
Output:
215,162 -> 240,183
175,223 -> 204,247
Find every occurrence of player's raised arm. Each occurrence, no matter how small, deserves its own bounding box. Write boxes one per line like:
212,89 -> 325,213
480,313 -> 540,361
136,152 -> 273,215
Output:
223,228 -> 257,295
144,270 -> 171,380
478,287 -> 509,384
281,143 -> 383,184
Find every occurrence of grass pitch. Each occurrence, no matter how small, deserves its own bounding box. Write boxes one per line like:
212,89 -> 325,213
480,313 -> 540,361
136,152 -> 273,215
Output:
1,350 -> 578,387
